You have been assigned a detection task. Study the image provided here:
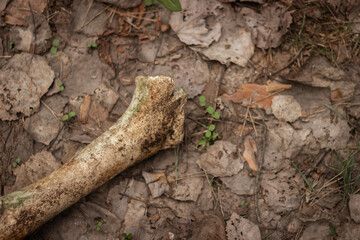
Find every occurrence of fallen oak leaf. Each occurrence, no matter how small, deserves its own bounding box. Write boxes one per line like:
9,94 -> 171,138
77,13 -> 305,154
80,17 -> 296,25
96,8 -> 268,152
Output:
222,81 -> 292,109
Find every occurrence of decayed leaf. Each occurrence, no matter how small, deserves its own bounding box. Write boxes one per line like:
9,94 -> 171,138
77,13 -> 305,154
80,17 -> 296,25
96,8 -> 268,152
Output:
6,0 -> 47,20
222,81 -> 292,109
169,0 -> 222,48
237,2 -> 292,49
243,136 -> 258,171
0,53 -> 54,120
170,0 -> 254,67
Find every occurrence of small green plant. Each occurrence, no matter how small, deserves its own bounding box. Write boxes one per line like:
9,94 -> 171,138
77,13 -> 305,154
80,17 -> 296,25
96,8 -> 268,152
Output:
196,95 -> 220,149
239,202 -> 249,207
9,41 -> 14,50
96,221 -> 102,231
57,81 -> 65,92
62,111 -> 76,121
145,0 -> 182,12
50,39 -> 60,55
11,157 -> 22,168
198,124 -> 218,148
199,95 -> 206,106
206,106 -> 220,120
87,43 -> 98,48
329,223 -> 338,237
121,233 -> 133,240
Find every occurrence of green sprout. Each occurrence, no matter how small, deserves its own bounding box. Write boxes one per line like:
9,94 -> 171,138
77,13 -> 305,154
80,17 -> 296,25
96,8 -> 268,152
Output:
329,223 -> 338,237
61,114 -> 69,121
9,41 -> 14,50
50,39 -> 60,55
199,95 -> 206,106
144,0 -> 182,12
61,111 -> 76,122
96,221 -> 102,232
239,202 -> 249,206
121,233 -> 133,240
11,157 -> 22,168
87,43 -> 98,48
206,106 -> 220,120
57,81 -> 64,92
68,111 -> 76,118
52,39 -> 60,47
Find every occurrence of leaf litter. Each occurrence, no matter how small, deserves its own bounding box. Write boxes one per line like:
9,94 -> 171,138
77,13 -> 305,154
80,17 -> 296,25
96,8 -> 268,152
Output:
1,0 -> 360,239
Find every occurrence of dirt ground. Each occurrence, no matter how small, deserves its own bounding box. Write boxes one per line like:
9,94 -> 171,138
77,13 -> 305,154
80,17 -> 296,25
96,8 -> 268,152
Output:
1,0 -> 360,239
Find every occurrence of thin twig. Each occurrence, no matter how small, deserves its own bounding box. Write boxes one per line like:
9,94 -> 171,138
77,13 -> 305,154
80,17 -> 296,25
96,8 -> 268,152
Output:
270,45 -> 306,76
81,0 -> 93,28
254,89 -> 286,104
203,169 -> 224,217
186,116 -> 209,129
248,109 -> 258,136
174,145 -> 179,185
82,6 -> 110,29
217,185 -> 225,218
0,135 -> 5,145
212,66 -> 225,109
28,2 -> 36,54
254,108 -> 267,223
199,117 -> 262,125
41,101 -> 60,121
305,148 -> 331,177
240,97 -> 252,137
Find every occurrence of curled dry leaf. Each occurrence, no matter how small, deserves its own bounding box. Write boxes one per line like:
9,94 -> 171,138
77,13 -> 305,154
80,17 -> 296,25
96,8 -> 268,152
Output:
79,95 -> 91,124
243,136 -> 258,171
222,81 -> 292,109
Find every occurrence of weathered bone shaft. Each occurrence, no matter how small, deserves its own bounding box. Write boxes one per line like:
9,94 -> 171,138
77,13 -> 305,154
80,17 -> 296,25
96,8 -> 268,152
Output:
0,76 -> 186,240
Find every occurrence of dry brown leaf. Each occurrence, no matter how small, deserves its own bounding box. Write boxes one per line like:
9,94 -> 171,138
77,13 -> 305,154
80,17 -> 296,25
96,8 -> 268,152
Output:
98,39 -> 112,65
161,24 -> 170,32
222,81 -> 292,109
5,15 -> 28,27
266,80 -> 292,93
243,136 -> 258,171
235,125 -> 253,136
149,215 -> 160,222
79,95 -> 91,124
331,88 -> 342,100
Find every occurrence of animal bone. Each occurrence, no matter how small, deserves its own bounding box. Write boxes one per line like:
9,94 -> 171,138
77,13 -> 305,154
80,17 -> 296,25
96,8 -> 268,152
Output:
0,76 -> 186,239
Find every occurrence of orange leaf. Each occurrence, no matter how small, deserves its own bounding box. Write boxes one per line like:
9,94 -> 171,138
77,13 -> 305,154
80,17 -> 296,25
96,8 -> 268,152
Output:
222,81 -> 292,109
265,80 -> 292,93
